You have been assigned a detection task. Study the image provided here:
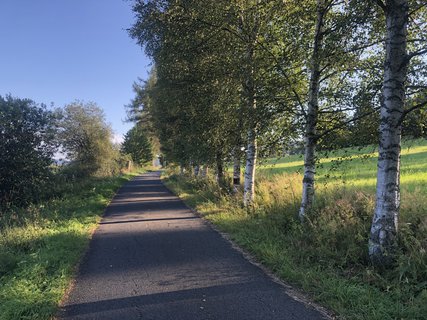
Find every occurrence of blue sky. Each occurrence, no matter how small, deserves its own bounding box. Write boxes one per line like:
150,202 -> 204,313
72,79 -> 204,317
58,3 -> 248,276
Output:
0,0 -> 151,142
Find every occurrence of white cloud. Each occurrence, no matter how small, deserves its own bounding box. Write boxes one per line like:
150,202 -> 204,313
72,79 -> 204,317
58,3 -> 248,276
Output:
112,133 -> 124,145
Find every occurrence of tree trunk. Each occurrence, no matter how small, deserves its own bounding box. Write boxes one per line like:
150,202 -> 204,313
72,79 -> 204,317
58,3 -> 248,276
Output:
194,164 -> 200,177
216,152 -> 224,183
299,0 -> 325,221
180,164 -> 185,175
233,148 -> 241,193
201,165 -> 208,177
244,127 -> 257,206
369,0 -> 409,266
240,12 -> 258,207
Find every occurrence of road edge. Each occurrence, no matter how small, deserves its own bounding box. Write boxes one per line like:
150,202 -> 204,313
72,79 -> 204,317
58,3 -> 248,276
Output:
160,173 -> 335,320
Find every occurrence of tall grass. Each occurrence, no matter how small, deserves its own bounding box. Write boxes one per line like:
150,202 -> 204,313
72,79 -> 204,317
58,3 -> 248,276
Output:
163,139 -> 427,319
0,173 -> 138,320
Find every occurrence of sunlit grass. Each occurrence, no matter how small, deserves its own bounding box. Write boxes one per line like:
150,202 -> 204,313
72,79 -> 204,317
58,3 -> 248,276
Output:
0,172 -> 139,320
259,138 -> 427,193
164,138 -> 427,320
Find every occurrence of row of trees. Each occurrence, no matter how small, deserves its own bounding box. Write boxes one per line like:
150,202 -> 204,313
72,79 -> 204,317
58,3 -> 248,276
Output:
0,96 -> 151,209
127,0 -> 426,265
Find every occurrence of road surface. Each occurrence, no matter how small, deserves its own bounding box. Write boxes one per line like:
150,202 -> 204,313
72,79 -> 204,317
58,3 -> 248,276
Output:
59,171 -> 326,320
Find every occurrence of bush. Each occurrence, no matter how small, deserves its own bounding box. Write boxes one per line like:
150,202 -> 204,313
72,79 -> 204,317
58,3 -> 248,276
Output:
58,101 -> 121,177
0,95 -> 57,209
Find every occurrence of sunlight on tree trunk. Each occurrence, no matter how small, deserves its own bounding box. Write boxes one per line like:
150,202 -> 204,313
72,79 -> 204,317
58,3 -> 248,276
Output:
244,127 -> 257,206
369,0 -> 409,266
299,0 -> 324,221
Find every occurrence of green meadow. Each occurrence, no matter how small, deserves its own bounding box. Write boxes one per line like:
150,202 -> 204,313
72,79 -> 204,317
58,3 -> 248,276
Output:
259,139 -> 427,191
164,138 -> 427,320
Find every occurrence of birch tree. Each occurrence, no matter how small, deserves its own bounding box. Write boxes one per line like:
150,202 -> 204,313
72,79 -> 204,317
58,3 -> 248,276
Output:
230,0 -> 296,206
369,0 -> 427,266
235,2 -> 259,206
295,0 -> 376,220
298,0 -> 326,220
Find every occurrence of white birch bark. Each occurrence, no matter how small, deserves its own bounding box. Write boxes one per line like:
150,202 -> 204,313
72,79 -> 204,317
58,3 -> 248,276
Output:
369,0 -> 409,265
239,8 -> 258,207
242,59 -> 257,206
244,127 -> 257,206
299,0 -> 325,221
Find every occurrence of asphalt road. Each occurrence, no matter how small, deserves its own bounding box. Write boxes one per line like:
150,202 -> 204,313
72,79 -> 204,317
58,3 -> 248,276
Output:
59,171 -> 326,320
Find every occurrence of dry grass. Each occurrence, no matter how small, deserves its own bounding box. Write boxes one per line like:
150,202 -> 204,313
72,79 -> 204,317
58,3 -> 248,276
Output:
164,139 -> 427,319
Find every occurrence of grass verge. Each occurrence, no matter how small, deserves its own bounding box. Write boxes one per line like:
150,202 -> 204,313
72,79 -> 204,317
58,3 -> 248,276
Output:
0,172 -> 140,320
163,170 -> 426,320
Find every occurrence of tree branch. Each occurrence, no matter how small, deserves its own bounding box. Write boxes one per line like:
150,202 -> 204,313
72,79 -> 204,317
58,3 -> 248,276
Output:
373,0 -> 387,11
253,38 -> 307,117
317,106 -> 380,139
398,99 -> 427,125
407,47 -> 427,60
409,3 -> 427,17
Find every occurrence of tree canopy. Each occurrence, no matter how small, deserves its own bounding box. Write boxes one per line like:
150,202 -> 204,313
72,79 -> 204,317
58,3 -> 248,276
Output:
58,101 -> 119,177
122,124 -> 153,165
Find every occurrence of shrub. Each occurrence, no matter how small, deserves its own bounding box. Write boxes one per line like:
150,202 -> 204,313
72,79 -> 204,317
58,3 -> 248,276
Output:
58,101 -> 120,177
0,95 -> 57,209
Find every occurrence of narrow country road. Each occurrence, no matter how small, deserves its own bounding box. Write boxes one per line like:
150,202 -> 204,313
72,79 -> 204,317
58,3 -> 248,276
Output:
59,171 -> 326,320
